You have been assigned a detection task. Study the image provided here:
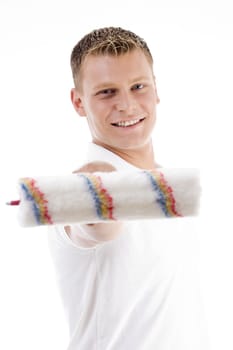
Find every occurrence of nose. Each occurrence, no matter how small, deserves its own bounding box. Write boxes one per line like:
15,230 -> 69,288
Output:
115,90 -> 136,114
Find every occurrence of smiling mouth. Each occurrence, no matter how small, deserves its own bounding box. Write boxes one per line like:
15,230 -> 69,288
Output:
111,118 -> 145,127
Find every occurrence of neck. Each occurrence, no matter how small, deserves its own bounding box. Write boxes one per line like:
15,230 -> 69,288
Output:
95,140 -> 157,170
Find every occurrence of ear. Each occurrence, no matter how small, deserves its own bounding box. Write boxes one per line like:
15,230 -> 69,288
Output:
156,92 -> 160,104
70,88 -> 86,116
153,75 -> 160,104
154,86 -> 160,104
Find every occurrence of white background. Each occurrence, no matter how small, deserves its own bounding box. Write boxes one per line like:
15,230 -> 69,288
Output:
0,0 -> 232,349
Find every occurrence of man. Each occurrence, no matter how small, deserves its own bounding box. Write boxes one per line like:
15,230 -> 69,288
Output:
48,27 -> 209,349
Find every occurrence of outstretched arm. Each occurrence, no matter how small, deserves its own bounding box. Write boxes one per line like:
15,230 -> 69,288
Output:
65,161 -> 125,246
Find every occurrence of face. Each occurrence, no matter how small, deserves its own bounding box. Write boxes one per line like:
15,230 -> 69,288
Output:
71,49 -> 160,153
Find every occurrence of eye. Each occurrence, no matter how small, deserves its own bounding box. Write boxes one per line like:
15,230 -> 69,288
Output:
132,83 -> 144,90
98,88 -> 116,96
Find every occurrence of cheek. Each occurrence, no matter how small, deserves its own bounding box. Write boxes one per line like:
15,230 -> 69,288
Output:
148,92 -> 158,113
89,99 -> 108,117
139,88 -> 156,102
86,104 -> 107,132
139,94 -> 157,113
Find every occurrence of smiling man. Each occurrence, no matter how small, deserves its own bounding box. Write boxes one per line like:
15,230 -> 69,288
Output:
71,40 -> 159,169
48,27 -> 209,350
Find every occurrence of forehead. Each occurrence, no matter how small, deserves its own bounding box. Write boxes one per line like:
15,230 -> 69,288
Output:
81,49 -> 153,88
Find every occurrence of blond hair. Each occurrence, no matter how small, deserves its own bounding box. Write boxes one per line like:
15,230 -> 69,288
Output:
70,27 -> 153,88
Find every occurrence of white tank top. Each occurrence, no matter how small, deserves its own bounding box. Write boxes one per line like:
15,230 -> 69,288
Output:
48,143 -> 210,350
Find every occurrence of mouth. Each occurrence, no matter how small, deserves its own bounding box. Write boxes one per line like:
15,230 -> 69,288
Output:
111,117 -> 145,127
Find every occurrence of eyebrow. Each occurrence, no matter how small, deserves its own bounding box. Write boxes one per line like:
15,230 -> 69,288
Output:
92,76 -> 151,91
92,82 -> 116,92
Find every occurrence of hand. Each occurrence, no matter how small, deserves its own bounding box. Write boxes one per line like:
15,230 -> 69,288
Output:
65,161 -> 125,244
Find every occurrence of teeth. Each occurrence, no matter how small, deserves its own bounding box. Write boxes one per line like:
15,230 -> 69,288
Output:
115,119 -> 141,127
